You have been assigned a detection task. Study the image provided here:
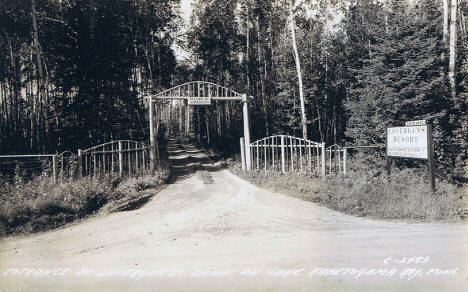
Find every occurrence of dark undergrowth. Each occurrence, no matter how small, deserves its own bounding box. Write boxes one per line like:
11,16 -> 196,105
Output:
0,166 -> 170,237
230,154 -> 467,222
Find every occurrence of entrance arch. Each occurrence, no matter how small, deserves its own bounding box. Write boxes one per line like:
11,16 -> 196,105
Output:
144,81 -> 252,171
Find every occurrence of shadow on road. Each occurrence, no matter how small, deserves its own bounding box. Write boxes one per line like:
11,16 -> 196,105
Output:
167,137 -> 225,182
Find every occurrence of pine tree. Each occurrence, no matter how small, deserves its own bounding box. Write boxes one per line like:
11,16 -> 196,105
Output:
345,1 -> 454,168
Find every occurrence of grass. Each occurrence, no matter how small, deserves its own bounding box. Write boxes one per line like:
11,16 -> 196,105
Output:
0,168 -> 170,237
229,155 -> 466,222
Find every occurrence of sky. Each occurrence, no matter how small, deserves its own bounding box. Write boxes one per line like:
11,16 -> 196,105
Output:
180,0 -> 193,24
174,0 -> 193,62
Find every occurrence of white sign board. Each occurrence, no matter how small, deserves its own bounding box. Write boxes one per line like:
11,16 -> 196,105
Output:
188,97 -> 211,105
387,125 -> 429,159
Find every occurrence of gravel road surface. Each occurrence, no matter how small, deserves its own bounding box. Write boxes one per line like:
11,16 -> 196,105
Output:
0,138 -> 467,291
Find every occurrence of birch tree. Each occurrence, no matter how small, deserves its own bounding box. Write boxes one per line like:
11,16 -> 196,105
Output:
449,0 -> 457,100
289,1 -> 308,140
443,0 -> 449,42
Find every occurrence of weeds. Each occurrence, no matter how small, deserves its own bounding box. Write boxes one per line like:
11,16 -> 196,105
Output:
321,167 -> 463,221
229,155 -> 466,222
0,167 -> 170,237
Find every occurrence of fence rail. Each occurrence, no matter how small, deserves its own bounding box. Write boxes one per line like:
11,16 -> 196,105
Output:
56,151 -> 78,181
326,145 -> 346,175
0,154 -> 58,182
0,140 -> 155,183
247,135 -> 326,175
244,136 -> 388,176
79,140 -> 152,177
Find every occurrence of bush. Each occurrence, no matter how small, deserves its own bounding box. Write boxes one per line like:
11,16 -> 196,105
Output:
322,167 -> 463,221
0,167 -> 171,236
230,155 -> 466,221
111,170 -> 170,201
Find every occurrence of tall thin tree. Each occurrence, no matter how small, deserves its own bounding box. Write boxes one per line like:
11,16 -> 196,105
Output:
449,0 -> 457,100
288,1 -> 308,140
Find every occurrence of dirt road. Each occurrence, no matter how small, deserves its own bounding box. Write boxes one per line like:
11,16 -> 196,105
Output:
1,138 -> 467,291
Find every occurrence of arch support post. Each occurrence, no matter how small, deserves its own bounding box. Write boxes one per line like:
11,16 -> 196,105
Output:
242,94 -> 251,171
149,96 -> 156,170
321,142 -> 326,176
240,137 -> 246,171
184,100 -> 190,136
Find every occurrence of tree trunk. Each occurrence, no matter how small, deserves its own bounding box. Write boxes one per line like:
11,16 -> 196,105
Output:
245,6 -> 250,92
32,0 -> 47,151
449,0 -> 457,100
256,17 -> 268,136
8,34 -> 19,133
289,3 -> 308,140
443,0 -> 449,42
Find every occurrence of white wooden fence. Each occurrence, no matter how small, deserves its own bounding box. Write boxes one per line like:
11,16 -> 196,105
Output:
244,135 -> 326,175
326,145 -> 347,175
0,140 -> 157,183
78,140 -> 153,177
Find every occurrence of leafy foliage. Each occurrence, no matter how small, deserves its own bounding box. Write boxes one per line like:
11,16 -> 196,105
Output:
0,0 -> 180,153
0,168 -> 170,236
230,156 -> 464,221
0,0 -> 466,176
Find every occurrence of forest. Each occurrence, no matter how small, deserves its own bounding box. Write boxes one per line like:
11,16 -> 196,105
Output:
0,0 -> 467,175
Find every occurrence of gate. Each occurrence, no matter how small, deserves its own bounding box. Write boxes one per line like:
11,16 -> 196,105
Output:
78,140 -> 152,177
244,135 -> 326,175
145,81 -> 253,170
326,144 -> 347,175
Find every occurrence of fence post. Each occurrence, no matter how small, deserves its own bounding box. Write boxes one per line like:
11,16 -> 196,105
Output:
321,142 -> 326,176
343,148 -> 347,176
102,148 -> 106,175
118,141 -> 123,177
135,145 -> 139,174
338,148 -> 342,173
299,139 -> 303,171
256,142 -> 259,170
272,136 -> 275,170
185,100 -> 190,134
240,137 -> 246,171
427,124 -> 435,191
52,155 -> 57,183
142,147 -> 146,171
60,155 -> 64,177
155,139 -> 160,168
111,142 -> 115,173
93,153 -> 97,177
128,141 -> 132,176
281,136 -> 286,173
78,149 -> 83,176
149,96 -> 156,170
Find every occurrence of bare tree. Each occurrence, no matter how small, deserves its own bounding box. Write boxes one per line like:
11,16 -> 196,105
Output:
449,0 -> 457,100
443,0 -> 449,42
289,2 -> 308,140
32,0 -> 46,151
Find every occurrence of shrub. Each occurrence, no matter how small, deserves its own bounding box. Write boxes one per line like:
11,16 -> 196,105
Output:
0,167 -> 171,236
230,155 -> 465,221
112,171 -> 169,201
322,167 -> 463,221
